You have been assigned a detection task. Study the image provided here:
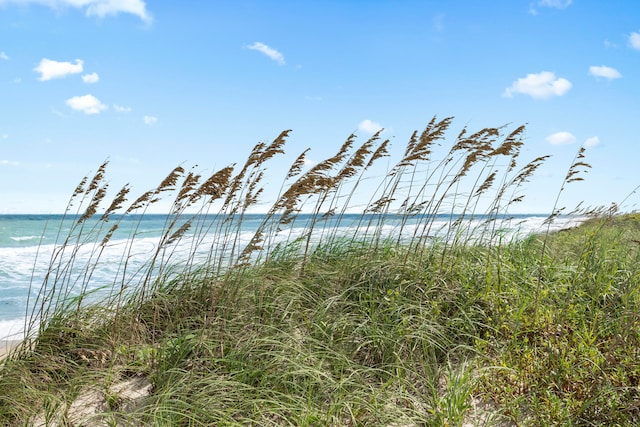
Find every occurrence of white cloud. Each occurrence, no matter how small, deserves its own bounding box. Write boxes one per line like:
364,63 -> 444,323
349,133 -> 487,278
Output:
584,136 -> 600,147
529,0 -> 572,15
2,134 -> 8,139
81,72 -> 99,83
604,39 -> 618,49
246,42 -> 285,65
0,0 -> 151,22
589,65 -> 622,80
35,58 -> 83,81
113,104 -> 132,113
629,31 -> 640,50
143,115 -> 157,125
0,159 -> 20,167
84,0 -> 150,22
546,131 -> 576,145
0,51 -> 8,60
538,0 -> 572,8
65,94 -> 107,114
358,119 -> 383,134
503,71 -> 572,99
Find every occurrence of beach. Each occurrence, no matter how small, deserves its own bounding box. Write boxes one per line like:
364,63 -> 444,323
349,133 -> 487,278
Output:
0,340 -> 21,359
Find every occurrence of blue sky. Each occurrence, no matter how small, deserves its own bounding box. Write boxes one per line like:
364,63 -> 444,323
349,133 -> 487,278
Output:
0,0 -> 639,214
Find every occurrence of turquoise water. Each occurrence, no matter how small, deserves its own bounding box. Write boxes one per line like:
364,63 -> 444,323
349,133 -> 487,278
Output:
0,213 -> 581,340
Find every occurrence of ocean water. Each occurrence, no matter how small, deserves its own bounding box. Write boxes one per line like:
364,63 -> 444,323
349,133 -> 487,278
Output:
0,213 -> 584,340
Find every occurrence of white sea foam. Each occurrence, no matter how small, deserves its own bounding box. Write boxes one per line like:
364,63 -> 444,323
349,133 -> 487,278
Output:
10,235 -> 40,242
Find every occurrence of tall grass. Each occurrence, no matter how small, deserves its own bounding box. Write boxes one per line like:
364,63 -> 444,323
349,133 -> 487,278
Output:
1,118 -> 638,426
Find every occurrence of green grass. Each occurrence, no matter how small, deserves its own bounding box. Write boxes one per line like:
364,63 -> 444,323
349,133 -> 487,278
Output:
1,119 -> 639,426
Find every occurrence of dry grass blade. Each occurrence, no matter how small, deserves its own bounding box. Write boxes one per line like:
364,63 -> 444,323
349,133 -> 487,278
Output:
259,130 -> 290,163
475,171 -> 497,195
71,176 -> 88,199
126,190 -> 154,213
195,166 -> 234,201
401,117 -> 453,165
491,124 -> 525,157
175,170 -> 202,205
100,185 -> 131,220
101,223 -> 119,246
367,139 -> 390,168
157,166 -> 186,194
165,220 -> 192,246
78,184 -> 108,224
86,160 -> 109,193
287,148 -> 310,179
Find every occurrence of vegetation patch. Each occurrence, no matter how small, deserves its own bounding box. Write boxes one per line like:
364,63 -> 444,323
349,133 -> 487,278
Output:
1,119 -> 637,426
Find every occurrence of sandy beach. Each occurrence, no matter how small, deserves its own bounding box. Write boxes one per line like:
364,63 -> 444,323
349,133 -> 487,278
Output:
0,340 -> 21,359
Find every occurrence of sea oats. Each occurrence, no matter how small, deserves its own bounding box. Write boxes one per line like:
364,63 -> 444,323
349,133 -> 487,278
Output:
195,165 -> 234,202
492,124 -> 525,157
86,160 -> 109,193
259,129 -> 290,163
367,139 -> 390,168
565,149 -> 591,183
476,171 -> 497,195
175,171 -> 202,204
165,220 -> 192,246
338,138 -> 375,180
366,196 -> 395,213
72,176 -> 88,198
126,190 -> 154,213
78,184 -> 108,224
403,130 -> 419,159
101,223 -> 119,246
156,166 -> 185,194
101,185 -> 131,220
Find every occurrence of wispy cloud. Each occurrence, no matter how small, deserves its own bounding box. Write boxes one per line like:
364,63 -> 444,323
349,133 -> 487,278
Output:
529,0 -> 572,15
503,71 -> 572,99
538,0 -> 572,8
66,94 -> 107,114
81,72 -> 99,83
358,119 -> 383,134
51,107 -> 68,118
589,65 -> 622,80
604,39 -> 618,49
546,131 -> 576,145
584,136 -> 600,147
143,115 -> 157,125
629,31 -> 640,50
246,42 -> 285,65
432,13 -> 445,32
0,0 -> 151,22
35,58 -> 83,81
113,104 -> 132,113
0,159 -> 20,167
0,51 -> 8,60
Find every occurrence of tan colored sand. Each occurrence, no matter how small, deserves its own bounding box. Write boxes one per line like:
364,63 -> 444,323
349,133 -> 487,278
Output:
0,340 -> 21,359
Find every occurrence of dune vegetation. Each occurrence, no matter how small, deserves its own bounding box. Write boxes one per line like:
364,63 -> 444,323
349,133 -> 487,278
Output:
1,117 -> 639,426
